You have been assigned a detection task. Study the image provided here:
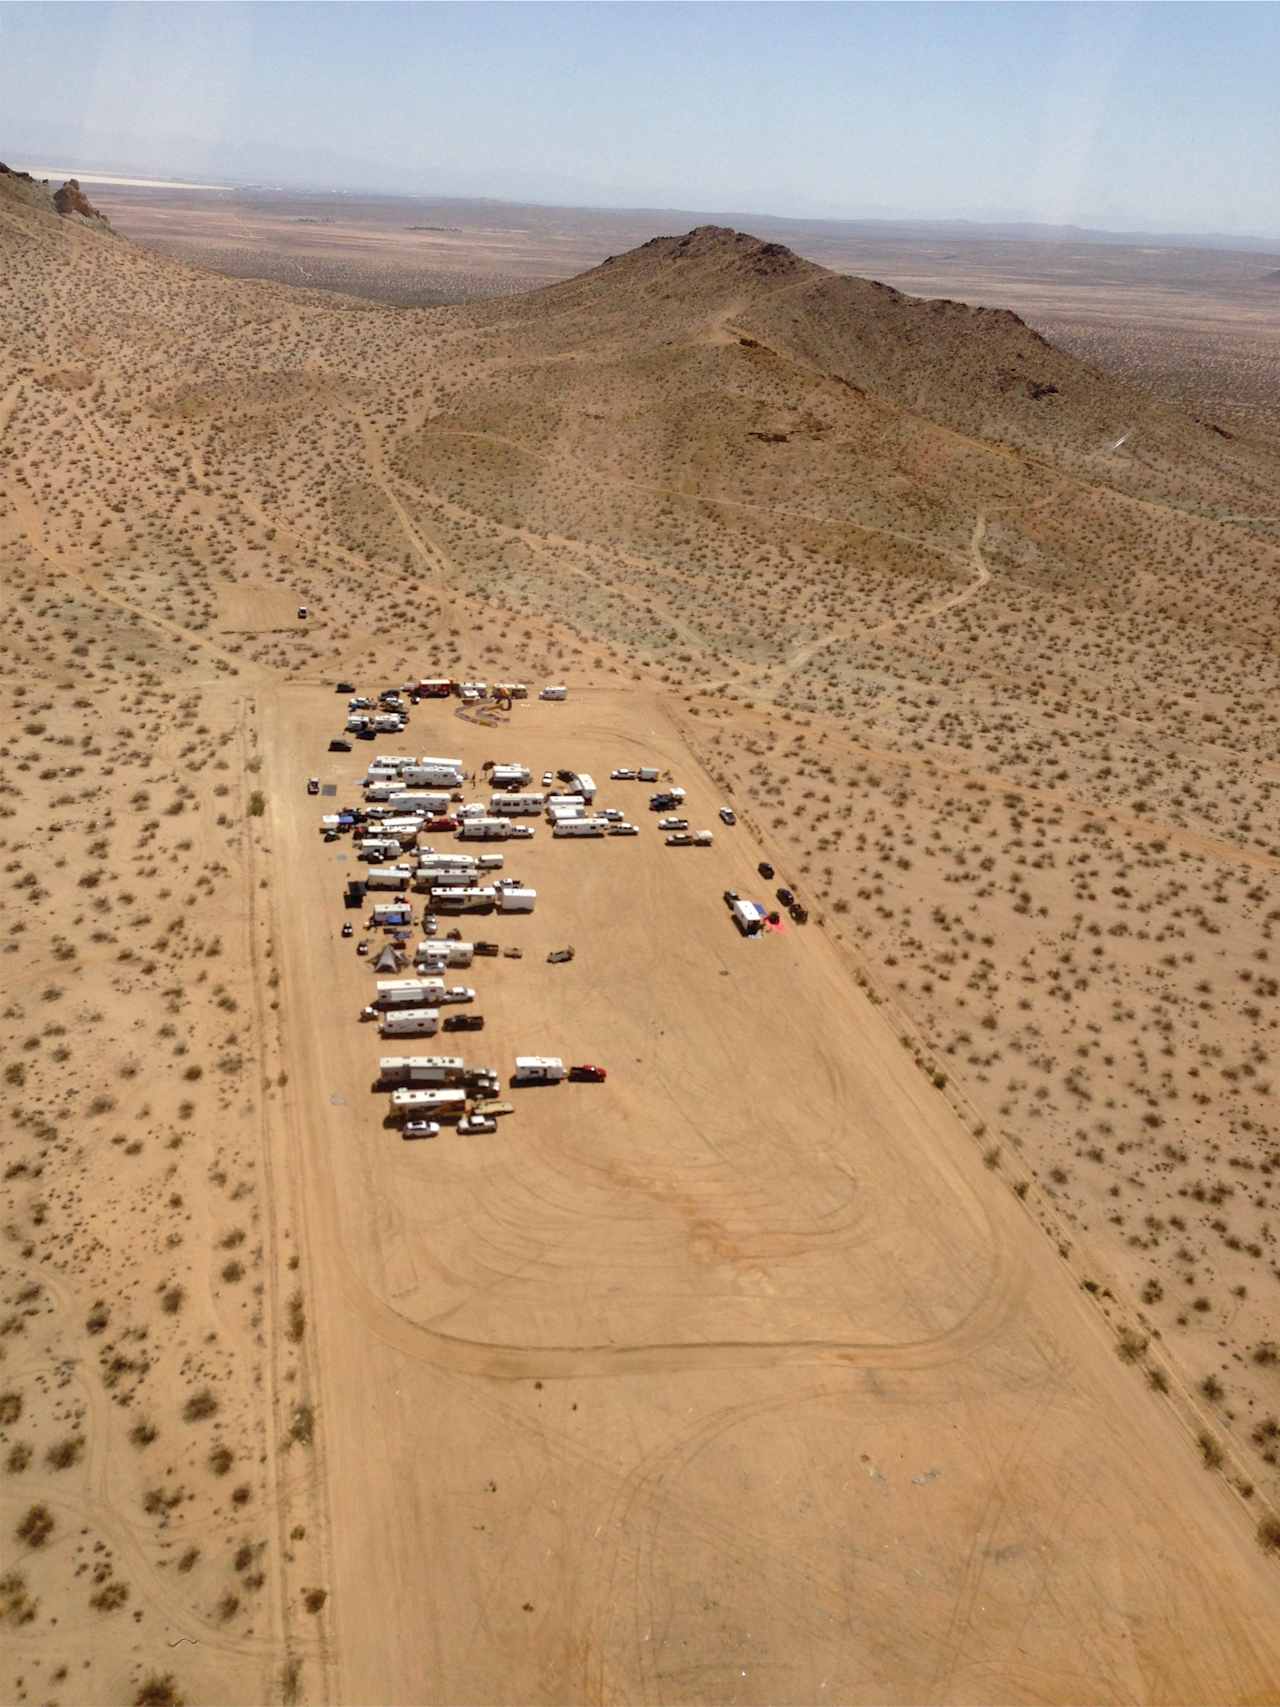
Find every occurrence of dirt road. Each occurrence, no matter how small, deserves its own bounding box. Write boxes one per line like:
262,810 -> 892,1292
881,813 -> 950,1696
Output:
263,685 -> 1280,1705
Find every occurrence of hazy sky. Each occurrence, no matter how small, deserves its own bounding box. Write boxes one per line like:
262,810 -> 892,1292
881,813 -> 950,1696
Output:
3,1 -> 1277,233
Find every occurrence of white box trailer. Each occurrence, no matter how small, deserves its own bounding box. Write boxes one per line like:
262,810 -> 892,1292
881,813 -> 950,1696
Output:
374,714 -> 406,733
637,768 -> 659,783
490,764 -> 531,788
540,685 -> 567,701
458,817 -> 514,841
366,866 -> 413,891
514,1056 -> 566,1083
553,818 -> 607,837
434,886 -> 497,914
489,793 -> 545,815
497,887 -> 536,913
419,755 -> 464,771
375,978 -> 446,1008
477,853 -> 504,869
379,1008 -> 440,1038
568,772 -> 597,802
389,792 -> 452,815
731,899 -> 767,937
392,1087 -> 467,1117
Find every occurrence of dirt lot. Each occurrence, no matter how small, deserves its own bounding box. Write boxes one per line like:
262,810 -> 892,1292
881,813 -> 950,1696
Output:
262,684 -> 1280,1704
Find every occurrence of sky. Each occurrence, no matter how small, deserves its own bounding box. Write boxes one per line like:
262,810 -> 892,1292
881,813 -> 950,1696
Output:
2,1 -> 1278,235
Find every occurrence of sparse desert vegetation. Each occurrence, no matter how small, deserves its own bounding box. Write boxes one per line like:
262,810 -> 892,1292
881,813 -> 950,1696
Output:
3,165 -> 1280,1706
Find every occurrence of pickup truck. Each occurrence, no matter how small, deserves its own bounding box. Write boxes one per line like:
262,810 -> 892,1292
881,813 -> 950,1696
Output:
666,832 -> 694,847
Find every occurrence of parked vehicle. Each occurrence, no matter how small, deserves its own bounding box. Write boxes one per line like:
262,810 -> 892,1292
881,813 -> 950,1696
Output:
458,1114 -> 498,1135
547,947 -> 575,964
349,696 -> 373,710
723,889 -> 739,905
569,1064 -> 607,1083
329,738 -> 352,753
790,904 -> 809,925
475,941 -> 500,957
777,887 -> 795,907
666,832 -> 693,846
307,776 -> 320,795
542,772 -> 554,787
341,921 -> 353,939
443,1013 -> 484,1031
357,940 -> 369,956
403,1120 -> 440,1140
610,768 -> 635,780
513,1056 -> 566,1085
336,681 -> 355,694
424,815 -> 459,832
423,913 -> 438,936
758,862 -> 775,880
658,817 -> 688,831
598,808 -> 624,822
608,823 -> 639,836
719,807 -> 736,825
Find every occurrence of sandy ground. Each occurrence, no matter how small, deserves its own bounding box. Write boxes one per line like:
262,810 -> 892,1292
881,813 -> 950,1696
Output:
4,184 -> 1280,1703
260,684 -> 1280,1704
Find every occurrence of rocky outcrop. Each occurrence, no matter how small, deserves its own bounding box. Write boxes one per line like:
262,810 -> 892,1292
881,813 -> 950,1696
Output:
53,178 -> 111,227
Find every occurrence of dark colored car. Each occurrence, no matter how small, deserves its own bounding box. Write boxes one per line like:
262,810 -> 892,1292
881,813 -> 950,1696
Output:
329,737 -> 352,752
336,681 -> 355,694
758,862 -> 774,880
777,887 -> 795,907
443,1013 -> 485,1031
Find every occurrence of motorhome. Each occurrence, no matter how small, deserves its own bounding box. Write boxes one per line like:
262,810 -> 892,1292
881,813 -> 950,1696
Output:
490,764 -> 532,789
539,685 -> 567,701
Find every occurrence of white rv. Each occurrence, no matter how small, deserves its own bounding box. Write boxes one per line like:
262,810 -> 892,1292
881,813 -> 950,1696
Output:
513,1056 -> 566,1084
539,685 -> 567,701
379,1008 -> 440,1038
489,793 -> 545,815
365,866 -> 413,891
391,1087 -> 467,1117
553,818 -> 607,838
490,764 -> 532,789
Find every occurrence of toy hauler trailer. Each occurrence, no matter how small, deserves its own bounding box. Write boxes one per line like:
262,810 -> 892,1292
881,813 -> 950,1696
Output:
375,978 -> 446,1008
359,840 -> 405,863
489,793 -> 544,815
567,772 -> 597,801
458,817 -> 515,841
496,886 -> 536,913
365,866 -> 413,891
434,886 -> 497,914
392,1087 -> 466,1117
415,679 -> 452,698
379,818 -> 423,845
514,1056 -> 566,1083
379,1008 -> 440,1038
540,685 -> 567,701
490,765 -> 532,788
553,818 -> 607,837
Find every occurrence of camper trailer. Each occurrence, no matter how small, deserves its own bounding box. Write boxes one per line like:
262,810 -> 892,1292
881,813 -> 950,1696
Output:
433,886 -> 497,914
553,818 -> 607,838
490,764 -> 532,789
391,1087 -> 467,1118
458,817 -> 514,841
365,866 -> 413,891
373,978 -> 446,1009
539,685 -> 567,701
379,1009 -> 440,1038
513,1056 -> 566,1084
489,793 -> 544,815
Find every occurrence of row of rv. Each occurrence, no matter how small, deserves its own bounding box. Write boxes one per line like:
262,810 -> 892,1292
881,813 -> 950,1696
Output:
411,680 -> 566,702
357,872 -> 537,911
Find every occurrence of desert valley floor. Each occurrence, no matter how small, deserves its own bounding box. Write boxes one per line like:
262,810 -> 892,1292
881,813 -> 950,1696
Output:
3,172 -> 1280,1704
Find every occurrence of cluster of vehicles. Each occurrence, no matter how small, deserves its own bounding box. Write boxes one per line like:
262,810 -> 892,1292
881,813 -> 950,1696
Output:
316,682 -> 615,1145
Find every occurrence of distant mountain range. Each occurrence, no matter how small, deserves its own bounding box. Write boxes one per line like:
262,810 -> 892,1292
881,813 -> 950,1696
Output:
8,116 -> 1280,253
